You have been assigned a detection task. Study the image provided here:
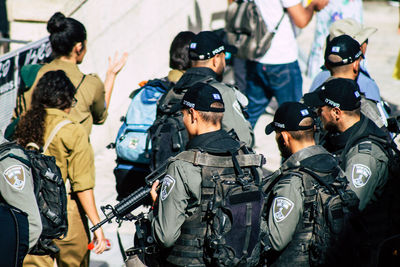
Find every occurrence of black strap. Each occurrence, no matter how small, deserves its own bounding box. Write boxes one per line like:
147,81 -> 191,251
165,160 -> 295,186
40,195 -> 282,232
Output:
76,75 -> 86,91
170,249 -> 203,258
117,227 -> 127,262
339,117 -> 369,169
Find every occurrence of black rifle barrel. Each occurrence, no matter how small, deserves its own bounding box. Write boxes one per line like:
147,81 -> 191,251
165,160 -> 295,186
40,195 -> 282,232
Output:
90,160 -> 169,232
90,186 -> 151,232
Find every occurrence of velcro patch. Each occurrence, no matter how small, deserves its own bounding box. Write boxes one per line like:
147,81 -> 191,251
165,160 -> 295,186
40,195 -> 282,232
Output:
160,175 -> 176,201
352,164 -> 371,188
3,165 -> 26,190
273,197 -> 294,223
358,142 -> 372,154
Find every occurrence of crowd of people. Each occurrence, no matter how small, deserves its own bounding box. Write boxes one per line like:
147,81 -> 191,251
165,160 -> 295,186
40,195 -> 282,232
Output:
0,1 -> 399,266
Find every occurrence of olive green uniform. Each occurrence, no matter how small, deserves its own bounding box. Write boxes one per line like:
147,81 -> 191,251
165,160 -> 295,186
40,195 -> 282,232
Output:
24,108 -> 95,267
212,81 -> 255,147
340,140 -> 388,210
23,58 -> 108,135
0,134 -> 42,250
322,115 -> 389,211
152,160 -> 201,247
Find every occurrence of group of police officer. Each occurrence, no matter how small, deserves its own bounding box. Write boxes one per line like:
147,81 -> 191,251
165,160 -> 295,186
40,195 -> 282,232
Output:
145,29 -> 393,267
0,22 -> 394,267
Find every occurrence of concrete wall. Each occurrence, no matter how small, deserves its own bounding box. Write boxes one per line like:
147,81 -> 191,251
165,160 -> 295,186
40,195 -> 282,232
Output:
7,0 -> 228,154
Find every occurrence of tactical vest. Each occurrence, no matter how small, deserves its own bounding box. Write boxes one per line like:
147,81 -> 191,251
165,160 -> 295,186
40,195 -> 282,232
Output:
335,118 -> 397,265
165,148 -> 265,267
264,152 -> 360,266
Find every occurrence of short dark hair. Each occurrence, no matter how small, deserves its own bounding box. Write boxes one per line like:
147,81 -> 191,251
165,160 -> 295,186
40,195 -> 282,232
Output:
197,102 -> 224,125
47,12 -> 87,57
169,31 -> 195,70
287,117 -> 315,141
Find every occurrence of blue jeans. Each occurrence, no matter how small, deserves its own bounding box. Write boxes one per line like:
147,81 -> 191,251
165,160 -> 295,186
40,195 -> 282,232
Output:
245,60 -> 303,127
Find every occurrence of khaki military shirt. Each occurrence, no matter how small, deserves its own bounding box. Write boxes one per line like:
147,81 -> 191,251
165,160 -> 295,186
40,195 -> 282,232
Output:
167,69 -> 184,84
24,58 -> 108,135
44,108 -> 95,192
151,159 -> 202,248
343,140 -> 389,210
0,135 -> 42,249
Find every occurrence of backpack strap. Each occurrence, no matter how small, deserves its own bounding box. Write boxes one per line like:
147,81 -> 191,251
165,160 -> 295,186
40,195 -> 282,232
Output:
76,75 -> 86,91
175,150 -> 264,168
339,116 -> 369,169
43,120 -> 72,153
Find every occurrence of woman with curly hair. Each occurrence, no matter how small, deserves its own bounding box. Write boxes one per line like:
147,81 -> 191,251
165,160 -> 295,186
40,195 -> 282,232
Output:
15,70 -> 107,267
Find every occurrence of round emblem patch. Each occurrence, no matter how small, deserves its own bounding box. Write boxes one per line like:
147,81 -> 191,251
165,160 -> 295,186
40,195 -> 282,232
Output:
273,197 -> 294,223
3,165 -> 26,190
352,164 -> 371,188
160,175 -> 176,201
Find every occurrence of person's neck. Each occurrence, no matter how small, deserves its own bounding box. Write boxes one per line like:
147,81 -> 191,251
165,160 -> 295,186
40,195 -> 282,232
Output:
337,115 -> 360,133
196,124 -> 220,136
332,72 -> 356,80
58,55 -> 77,64
291,140 -> 316,154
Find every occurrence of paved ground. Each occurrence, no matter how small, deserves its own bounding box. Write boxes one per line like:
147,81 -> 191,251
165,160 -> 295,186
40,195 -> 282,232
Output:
90,2 -> 400,266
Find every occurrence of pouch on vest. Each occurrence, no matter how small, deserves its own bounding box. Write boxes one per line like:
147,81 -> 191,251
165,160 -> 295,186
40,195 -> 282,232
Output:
175,146 -> 267,266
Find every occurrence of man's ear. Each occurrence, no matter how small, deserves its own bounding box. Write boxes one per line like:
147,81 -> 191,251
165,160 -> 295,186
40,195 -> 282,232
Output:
353,59 -> 360,74
281,131 -> 291,146
74,42 -> 83,55
189,108 -> 198,123
332,107 -> 341,120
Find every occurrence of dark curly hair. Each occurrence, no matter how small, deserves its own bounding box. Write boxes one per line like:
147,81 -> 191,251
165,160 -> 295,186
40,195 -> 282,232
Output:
47,12 -> 86,57
169,31 -> 195,70
14,70 -> 76,148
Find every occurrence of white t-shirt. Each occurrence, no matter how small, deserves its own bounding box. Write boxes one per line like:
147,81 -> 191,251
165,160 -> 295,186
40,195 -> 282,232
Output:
255,0 -> 300,64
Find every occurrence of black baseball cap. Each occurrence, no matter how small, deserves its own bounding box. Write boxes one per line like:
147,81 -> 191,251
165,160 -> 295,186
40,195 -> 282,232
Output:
265,102 -> 316,135
303,78 -> 361,111
181,82 -> 225,112
325,35 -> 363,66
189,31 -> 236,60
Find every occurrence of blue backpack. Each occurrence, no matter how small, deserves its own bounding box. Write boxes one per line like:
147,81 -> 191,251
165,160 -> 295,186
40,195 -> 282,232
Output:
115,79 -> 170,164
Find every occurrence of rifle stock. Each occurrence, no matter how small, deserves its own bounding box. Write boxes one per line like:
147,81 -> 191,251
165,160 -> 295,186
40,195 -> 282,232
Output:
90,160 -> 169,232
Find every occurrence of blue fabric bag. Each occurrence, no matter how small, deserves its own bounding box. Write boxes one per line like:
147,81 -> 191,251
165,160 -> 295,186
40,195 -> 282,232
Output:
115,79 -> 169,164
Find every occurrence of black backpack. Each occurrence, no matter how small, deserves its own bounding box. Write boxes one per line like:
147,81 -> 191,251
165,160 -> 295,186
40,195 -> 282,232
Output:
0,141 -> 68,255
175,145 -> 267,266
148,77 -> 212,170
263,153 -> 361,266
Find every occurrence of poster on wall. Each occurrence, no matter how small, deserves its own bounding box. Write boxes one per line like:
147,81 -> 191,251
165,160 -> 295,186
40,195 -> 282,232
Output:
0,36 -> 52,132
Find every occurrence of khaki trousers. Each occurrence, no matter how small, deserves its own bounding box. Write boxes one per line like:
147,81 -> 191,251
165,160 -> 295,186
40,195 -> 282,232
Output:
23,195 -> 90,267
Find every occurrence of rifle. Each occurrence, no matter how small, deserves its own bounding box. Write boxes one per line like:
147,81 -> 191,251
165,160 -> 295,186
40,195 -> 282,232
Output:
90,160 -> 169,232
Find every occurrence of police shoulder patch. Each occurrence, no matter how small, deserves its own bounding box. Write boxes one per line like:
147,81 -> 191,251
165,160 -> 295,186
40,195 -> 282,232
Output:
160,175 -> 176,201
352,164 -> 371,188
3,165 -> 26,190
272,197 -> 294,223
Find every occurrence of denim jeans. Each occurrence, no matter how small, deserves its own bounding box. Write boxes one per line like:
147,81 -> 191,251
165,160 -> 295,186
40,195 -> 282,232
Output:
245,60 -> 303,127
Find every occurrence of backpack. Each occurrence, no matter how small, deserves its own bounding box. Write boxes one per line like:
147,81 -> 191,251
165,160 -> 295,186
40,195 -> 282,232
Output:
263,153 -> 360,266
115,79 -> 170,164
225,0 -> 285,60
113,79 -> 170,200
148,78 -> 211,170
174,145 -> 267,266
1,120 -> 70,255
0,142 -> 68,255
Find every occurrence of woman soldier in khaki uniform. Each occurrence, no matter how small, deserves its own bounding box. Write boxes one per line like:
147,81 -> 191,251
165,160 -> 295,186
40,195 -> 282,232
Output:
23,12 -> 128,135
15,71 -> 107,266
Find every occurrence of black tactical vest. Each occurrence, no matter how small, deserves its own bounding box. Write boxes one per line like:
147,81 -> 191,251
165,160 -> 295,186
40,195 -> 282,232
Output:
165,149 -> 265,267
264,152 -> 360,267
